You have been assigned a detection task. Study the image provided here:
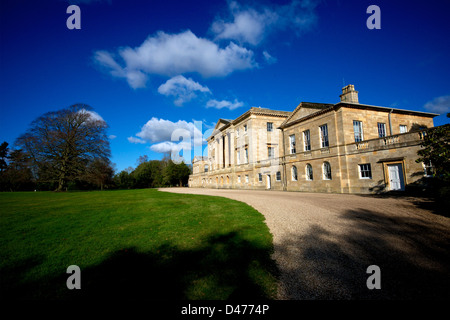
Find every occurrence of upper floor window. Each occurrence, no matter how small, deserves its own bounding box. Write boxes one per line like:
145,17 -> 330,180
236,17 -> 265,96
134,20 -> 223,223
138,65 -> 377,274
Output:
378,122 -> 386,138
292,165 -> 298,181
323,161 -> 332,180
353,120 -> 363,142
399,125 -> 407,133
268,146 -> 275,159
303,130 -> 311,151
289,134 -> 296,154
306,164 -> 313,180
244,147 -> 249,163
320,124 -> 329,148
236,128 -> 240,137
237,150 -> 240,165
267,122 -> 273,132
204,164 -> 208,172
244,124 -> 248,132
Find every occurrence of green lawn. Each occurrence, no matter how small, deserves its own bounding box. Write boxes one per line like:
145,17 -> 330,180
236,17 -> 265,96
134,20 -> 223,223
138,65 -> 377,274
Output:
0,189 -> 278,300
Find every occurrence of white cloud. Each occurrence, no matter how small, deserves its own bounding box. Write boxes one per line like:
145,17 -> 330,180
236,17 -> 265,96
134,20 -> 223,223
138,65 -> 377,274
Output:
127,136 -> 147,144
109,135 -> 117,140
94,30 -> 257,89
211,2 -> 278,45
158,75 -> 211,106
211,0 -> 318,45
78,109 -> 105,123
424,95 -> 450,114
263,50 -> 277,64
206,99 -> 244,110
134,117 -> 204,146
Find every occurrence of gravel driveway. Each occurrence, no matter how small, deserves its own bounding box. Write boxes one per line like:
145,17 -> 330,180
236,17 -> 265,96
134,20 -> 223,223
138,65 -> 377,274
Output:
159,188 -> 450,300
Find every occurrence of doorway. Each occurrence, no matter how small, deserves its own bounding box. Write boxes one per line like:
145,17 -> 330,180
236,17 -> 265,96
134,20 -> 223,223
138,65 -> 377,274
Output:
388,164 -> 405,191
266,174 -> 271,189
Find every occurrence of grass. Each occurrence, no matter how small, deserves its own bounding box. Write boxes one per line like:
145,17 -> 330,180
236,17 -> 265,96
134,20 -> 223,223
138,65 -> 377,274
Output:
0,189 -> 278,300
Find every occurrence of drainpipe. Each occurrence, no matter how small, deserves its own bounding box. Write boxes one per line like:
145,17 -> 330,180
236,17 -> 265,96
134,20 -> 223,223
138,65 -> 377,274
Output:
388,109 -> 393,136
281,127 -> 287,191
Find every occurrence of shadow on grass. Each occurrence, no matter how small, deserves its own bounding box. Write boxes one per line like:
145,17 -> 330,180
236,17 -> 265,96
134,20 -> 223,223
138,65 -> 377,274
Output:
1,232 -> 279,301
277,208 -> 450,300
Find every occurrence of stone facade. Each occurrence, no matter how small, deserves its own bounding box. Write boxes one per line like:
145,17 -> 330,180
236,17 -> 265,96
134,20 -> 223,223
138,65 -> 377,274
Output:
189,85 -> 438,194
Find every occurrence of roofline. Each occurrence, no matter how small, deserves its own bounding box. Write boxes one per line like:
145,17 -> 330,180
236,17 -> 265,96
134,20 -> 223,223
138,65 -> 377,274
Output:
335,102 -> 439,117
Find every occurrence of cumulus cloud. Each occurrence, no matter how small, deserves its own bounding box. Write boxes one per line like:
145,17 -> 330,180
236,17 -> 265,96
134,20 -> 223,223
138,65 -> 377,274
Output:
128,136 -> 147,144
211,0 -> 318,45
109,135 -> 117,140
424,95 -> 450,114
158,75 -> 211,106
94,30 -> 257,89
131,117 -> 204,148
206,99 -> 244,110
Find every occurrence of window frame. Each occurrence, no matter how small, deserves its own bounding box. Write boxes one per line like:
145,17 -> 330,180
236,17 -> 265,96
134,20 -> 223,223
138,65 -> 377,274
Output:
276,171 -> 281,181
289,134 -> 296,154
306,164 -> 313,181
323,161 -> 332,180
258,173 -> 263,182
399,125 -> 407,133
268,146 -> 275,159
377,122 -> 386,138
267,122 -> 273,132
319,124 -> 329,148
353,120 -> 364,142
292,165 -> 298,181
358,163 -> 372,179
303,130 -> 311,151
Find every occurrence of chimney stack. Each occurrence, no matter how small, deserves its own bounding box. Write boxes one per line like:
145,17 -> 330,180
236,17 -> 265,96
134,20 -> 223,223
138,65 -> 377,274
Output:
340,84 -> 359,103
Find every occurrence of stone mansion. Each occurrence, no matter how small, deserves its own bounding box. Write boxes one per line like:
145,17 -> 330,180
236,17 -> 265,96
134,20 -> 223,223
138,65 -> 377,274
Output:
188,85 -> 438,194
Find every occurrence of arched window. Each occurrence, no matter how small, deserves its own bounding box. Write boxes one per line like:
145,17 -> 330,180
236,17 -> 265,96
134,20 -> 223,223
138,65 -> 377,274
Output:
292,166 -> 298,181
306,164 -> 313,180
323,162 -> 332,180
226,176 -> 230,184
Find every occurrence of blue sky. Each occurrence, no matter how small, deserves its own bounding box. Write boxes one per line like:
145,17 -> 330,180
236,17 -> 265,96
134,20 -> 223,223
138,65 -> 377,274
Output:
1,0 -> 449,172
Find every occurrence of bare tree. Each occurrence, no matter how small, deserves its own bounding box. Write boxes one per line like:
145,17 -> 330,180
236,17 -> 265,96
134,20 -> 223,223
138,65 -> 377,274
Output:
15,104 -> 111,191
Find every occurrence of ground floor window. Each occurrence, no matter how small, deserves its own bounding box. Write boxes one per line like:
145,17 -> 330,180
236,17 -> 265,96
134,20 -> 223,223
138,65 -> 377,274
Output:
238,175 -> 241,183
245,175 -> 249,183
292,166 -> 298,181
276,171 -> 281,181
323,162 -> 332,180
423,161 -> 434,177
359,163 -> 372,179
306,164 -> 313,180
258,173 -> 263,182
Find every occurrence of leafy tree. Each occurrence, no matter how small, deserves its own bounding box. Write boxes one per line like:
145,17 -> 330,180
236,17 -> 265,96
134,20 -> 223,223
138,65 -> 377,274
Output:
0,141 -> 8,172
15,104 -> 111,191
82,159 -> 115,190
1,149 -> 35,191
416,124 -> 450,179
114,170 -> 133,189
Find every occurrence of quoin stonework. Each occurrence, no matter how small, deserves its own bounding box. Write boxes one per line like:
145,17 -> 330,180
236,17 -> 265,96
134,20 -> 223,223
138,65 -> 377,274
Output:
188,85 -> 438,194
